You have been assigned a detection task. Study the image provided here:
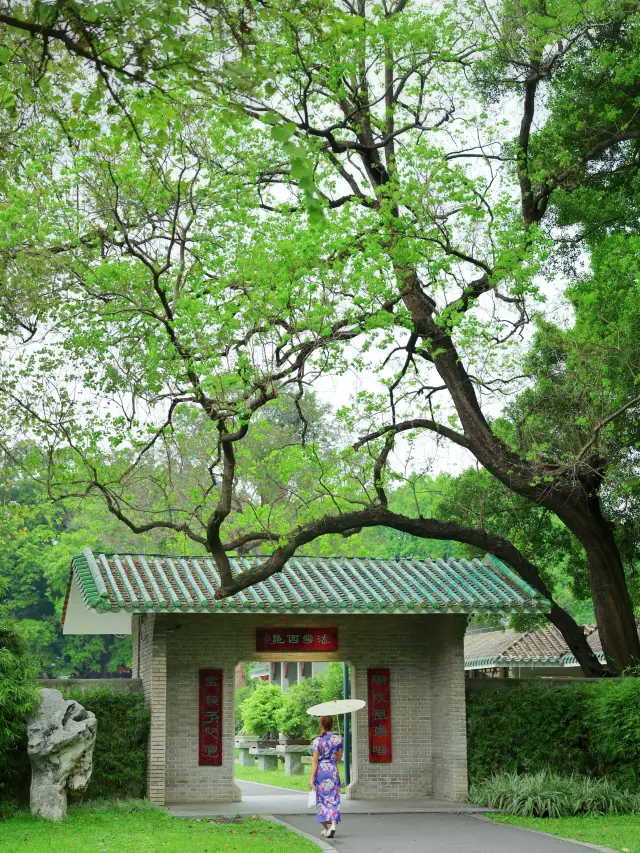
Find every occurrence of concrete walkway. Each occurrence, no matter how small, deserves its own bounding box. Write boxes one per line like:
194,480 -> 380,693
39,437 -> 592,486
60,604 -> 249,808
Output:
166,780 -> 615,852
165,780 -> 491,817
280,813 -> 614,853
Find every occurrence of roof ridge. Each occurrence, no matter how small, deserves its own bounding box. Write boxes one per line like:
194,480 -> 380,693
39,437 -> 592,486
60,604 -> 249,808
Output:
86,551 -> 469,561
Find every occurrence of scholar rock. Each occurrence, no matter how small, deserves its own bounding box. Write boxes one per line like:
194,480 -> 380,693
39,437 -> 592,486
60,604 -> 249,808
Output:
27,688 -> 97,821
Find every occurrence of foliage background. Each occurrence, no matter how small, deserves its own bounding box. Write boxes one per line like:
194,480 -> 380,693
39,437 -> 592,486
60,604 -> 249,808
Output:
0,599 -> 39,805
239,662 -> 345,739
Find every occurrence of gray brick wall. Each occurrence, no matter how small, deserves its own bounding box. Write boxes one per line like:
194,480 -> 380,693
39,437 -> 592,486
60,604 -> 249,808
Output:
429,615 -> 469,802
134,614 -> 169,804
137,612 -> 468,805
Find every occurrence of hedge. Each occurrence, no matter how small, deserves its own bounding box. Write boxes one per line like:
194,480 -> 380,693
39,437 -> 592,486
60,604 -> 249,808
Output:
62,687 -> 150,798
467,679 -> 640,788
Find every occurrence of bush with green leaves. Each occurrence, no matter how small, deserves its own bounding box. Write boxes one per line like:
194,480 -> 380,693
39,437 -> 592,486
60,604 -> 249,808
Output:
274,663 -> 346,739
586,677 -> 640,788
240,683 -> 284,737
0,604 -> 39,801
467,683 -> 591,781
62,687 -> 150,799
470,771 -> 640,818
319,662 -> 345,703
276,676 -> 323,739
235,680 -> 258,734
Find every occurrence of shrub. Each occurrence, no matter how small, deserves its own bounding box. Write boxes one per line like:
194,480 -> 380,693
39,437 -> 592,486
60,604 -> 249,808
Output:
62,687 -> 150,799
586,678 -> 640,787
318,662 -> 344,703
470,770 -> 640,818
466,679 -> 640,788
0,607 -> 39,802
276,676 -> 323,739
467,682 -> 591,781
235,682 -> 258,734
240,683 -> 283,737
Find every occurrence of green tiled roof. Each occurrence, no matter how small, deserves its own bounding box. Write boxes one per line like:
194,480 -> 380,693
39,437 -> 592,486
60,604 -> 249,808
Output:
67,549 -> 550,616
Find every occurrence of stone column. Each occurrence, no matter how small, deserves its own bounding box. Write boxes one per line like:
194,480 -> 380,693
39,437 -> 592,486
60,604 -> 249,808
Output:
282,661 -> 298,690
428,615 -> 468,802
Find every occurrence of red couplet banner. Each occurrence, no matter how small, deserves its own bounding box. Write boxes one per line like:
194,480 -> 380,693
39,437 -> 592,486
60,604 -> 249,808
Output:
367,668 -> 392,763
256,627 -> 338,652
199,668 -> 223,766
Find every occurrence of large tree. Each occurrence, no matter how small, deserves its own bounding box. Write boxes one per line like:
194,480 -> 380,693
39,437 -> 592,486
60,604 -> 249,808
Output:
204,0 -> 640,671
1,0 -> 638,675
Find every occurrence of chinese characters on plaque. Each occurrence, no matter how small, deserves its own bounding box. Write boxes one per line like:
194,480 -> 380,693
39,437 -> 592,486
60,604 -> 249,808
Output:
199,668 -> 222,766
255,627 -> 338,652
367,668 -> 392,763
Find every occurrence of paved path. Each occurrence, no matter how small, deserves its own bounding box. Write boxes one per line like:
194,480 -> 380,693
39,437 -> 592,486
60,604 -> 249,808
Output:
166,780 -> 613,852
166,780 -> 490,817
280,813 -> 612,853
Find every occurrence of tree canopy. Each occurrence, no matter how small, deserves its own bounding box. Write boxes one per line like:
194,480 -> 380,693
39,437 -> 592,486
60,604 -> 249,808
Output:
0,0 -> 639,674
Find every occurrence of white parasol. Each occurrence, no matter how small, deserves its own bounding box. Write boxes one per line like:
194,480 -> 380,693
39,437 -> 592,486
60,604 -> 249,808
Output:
306,699 -> 366,716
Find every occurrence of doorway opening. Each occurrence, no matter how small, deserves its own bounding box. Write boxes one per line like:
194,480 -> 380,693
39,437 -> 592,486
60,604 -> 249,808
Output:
233,657 -> 357,804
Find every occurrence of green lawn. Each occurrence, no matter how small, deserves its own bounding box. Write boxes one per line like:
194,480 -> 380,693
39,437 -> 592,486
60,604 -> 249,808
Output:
235,760 -> 346,792
491,814 -> 640,852
0,800 -> 316,853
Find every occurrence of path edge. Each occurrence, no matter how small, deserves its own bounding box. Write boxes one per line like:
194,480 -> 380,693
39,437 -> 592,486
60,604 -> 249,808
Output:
472,814 -> 618,852
269,815 -> 337,852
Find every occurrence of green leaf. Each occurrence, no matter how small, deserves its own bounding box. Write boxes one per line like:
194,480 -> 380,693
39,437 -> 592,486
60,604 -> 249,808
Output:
270,122 -> 297,143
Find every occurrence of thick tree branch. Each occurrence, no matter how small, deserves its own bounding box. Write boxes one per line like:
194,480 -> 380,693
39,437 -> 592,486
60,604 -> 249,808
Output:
354,418 -> 470,452
213,504 -> 604,675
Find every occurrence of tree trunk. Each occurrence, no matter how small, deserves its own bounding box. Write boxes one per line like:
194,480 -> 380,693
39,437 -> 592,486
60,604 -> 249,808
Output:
547,603 -> 605,677
398,277 -> 639,674
558,499 -> 640,674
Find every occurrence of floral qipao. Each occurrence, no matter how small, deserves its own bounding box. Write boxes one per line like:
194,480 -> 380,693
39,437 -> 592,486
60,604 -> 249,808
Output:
312,732 -> 343,824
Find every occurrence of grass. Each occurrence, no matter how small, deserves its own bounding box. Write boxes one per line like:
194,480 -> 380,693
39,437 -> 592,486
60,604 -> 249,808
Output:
491,814 -> 640,852
235,762 -> 311,792
235,760 -> 346,792
0,799 -> 317,853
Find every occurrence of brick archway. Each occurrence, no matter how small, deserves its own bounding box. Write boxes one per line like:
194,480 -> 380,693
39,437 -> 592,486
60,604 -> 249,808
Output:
63,550 -> 550,805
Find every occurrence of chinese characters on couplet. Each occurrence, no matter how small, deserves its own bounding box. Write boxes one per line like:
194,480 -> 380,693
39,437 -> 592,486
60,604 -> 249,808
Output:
199,668 -> 223,766
368,667 -> 392,763
255,627 -> 339,652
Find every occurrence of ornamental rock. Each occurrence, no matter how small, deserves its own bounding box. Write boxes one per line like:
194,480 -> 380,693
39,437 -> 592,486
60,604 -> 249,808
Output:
27,688 -> 97,821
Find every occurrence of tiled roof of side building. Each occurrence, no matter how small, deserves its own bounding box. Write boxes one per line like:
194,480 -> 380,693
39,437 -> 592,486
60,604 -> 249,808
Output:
64,549 -> 551,619
465,624 -> 606,668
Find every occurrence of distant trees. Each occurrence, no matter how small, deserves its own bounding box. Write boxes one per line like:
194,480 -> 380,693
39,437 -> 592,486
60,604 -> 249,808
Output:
238,663 -> 344,740
0,580 -> 39,796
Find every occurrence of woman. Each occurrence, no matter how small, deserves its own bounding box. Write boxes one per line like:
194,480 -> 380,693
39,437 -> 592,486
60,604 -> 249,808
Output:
310,715 -> 343,839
